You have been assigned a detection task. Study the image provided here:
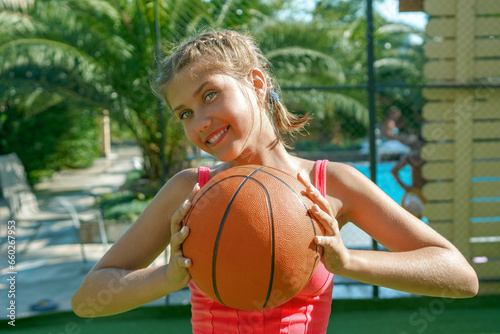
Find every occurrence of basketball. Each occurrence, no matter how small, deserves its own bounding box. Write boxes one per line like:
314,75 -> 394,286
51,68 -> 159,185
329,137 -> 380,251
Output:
182,165 -> 323,310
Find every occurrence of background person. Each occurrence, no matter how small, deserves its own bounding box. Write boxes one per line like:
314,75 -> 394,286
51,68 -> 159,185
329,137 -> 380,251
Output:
391,139 -> 427,218
381,106 -> 416,146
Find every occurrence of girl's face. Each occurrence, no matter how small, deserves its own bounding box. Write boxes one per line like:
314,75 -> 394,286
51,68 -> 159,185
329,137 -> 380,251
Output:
166,68 -> 271,163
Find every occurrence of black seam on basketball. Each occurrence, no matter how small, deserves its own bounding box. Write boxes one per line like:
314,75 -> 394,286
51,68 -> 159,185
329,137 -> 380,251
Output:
184,175 -> 248,228
258,169 -> 319,239
258,168 -> 321,275
212,167 -> 266,306
243,176 -> 276,310
191,175 -> 251,207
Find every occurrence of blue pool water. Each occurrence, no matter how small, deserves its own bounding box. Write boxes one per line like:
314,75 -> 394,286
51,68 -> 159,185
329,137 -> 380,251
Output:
351,162 -> 412,205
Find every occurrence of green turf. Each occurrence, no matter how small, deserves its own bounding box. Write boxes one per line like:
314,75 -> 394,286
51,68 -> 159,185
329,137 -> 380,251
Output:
329,296 -> 500,334
2,296 -> 499,333
2,304 -> 192,334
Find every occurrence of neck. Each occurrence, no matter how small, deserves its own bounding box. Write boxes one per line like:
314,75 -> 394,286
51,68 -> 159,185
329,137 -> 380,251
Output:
227,140 -> 301,176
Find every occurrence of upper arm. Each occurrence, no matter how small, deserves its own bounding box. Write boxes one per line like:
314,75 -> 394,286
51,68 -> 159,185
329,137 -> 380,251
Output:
91,168 -> 198,272
330,163 -> 453,252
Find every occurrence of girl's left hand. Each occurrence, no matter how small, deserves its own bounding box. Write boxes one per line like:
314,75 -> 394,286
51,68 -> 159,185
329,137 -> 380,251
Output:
298,173 -> 351,275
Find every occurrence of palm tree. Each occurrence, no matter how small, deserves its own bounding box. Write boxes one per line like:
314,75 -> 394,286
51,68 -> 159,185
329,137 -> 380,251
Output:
0,0 -> 272,179
1,0 -> 426,177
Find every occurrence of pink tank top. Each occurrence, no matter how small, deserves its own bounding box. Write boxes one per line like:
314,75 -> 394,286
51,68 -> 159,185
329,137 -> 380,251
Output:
190,160 -> 333,333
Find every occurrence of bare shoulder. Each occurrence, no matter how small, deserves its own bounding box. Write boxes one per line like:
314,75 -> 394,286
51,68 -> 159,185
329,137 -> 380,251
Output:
324,161 -> 378,201
324,161 -> 365,186
323,162 -> 371,221
325,161 -> 394,211
155,167 -> 199,202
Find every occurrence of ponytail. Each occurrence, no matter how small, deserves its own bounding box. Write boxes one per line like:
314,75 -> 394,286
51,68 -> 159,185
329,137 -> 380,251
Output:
265,90 -> 310,146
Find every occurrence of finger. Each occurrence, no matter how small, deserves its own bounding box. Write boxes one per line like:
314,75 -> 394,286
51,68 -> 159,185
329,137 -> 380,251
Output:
171,183 -> 200,224
297,172 -> 332,211
297,171 -> 311,187
303,186 -> 334,219
170,226 -> 190,250
169,228 -> 192,268
187,183 -> 201,202
311,204 -> 337,236
171,199 -> 192,234
171,183 -> 201,232
176,256 -> 192,268
314,235 -> 331,247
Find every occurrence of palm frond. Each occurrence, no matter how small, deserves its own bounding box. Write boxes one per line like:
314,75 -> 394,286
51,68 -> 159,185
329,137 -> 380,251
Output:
0,39 -> 108,84
282,90 -> 368,126
267,47 -> 345,83
376,23 -> 421,36
374,57 -> 419,76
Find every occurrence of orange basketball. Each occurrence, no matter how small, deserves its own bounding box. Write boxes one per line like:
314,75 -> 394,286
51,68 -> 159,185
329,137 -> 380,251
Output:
182,165 -> 323,310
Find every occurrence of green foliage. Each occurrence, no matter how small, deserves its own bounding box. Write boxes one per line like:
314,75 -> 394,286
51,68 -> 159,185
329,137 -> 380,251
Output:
0,101 -> 100,183
0,0 -> 427,176
263,0 -> 427,148
98,191 -> 152,223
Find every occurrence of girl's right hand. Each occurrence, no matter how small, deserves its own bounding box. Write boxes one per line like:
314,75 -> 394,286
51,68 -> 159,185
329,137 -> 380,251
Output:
165,183 -> 200,291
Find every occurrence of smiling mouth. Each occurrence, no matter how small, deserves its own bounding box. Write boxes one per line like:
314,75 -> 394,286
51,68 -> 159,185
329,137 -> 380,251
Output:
206,127 -> 229,144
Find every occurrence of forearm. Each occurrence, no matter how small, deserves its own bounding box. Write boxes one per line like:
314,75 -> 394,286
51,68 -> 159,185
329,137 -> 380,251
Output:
338,247 -> 478,298
72,265 -> 176,317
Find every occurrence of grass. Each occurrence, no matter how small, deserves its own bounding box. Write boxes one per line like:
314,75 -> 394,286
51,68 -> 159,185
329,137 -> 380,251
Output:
3,296 -> 499,334
3,304 -> 192,334
329,295 -> 500,334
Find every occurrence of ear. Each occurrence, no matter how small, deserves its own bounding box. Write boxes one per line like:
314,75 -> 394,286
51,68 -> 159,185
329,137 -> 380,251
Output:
247,68 -> 267,101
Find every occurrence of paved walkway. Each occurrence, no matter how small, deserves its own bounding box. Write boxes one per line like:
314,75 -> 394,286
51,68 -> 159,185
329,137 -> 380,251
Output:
0,145 -> 190,320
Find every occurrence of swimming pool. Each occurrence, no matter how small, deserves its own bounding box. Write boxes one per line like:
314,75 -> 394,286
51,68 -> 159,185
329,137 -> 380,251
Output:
352,161 -> 412,205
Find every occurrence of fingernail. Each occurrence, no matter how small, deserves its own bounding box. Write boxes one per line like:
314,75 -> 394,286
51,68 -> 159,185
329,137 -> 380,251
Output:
313,204 -> 320,213
309,185 -> 315,194
184,259 -> 190,266
181,226 -> 188,234
183,199 -> 190,209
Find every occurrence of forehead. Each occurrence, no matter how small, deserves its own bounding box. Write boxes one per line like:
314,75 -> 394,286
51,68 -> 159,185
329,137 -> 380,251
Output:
166,69 -> 205,102
166,68 -> 240,105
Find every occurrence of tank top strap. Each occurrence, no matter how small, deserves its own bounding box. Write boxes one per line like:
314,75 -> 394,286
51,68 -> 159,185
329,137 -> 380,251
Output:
198,166 -> 211,188
314,160 -> 329,197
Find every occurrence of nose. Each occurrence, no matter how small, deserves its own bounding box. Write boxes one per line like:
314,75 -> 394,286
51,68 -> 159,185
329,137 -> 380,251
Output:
195,112 -> 212,133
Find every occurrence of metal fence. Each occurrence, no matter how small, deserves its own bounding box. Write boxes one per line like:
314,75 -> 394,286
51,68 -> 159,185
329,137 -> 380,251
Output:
2,0 -> 499,299
170,0 -> 500,298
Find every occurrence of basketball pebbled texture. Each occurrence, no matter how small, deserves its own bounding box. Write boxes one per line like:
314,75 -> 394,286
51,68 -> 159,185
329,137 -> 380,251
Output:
182,165 -> 323,310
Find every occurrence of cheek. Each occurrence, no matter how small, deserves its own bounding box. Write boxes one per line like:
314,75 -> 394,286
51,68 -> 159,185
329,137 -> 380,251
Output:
183,126 -> 200,146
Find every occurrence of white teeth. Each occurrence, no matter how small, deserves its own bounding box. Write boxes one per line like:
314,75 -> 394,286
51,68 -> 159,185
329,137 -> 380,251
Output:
207,128 -> 228,144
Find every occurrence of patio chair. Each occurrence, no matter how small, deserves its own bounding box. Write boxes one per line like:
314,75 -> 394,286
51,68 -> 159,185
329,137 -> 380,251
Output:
0,152 -> 108,263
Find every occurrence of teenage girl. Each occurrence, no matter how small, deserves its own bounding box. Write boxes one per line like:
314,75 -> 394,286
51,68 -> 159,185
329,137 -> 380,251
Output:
72,29 -> 478,333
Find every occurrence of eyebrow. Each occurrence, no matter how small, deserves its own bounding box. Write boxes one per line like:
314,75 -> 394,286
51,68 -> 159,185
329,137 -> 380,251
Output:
172,81 -> 210,113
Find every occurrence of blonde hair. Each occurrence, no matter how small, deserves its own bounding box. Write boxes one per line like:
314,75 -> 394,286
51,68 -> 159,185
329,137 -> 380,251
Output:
155,29 -> 310,145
